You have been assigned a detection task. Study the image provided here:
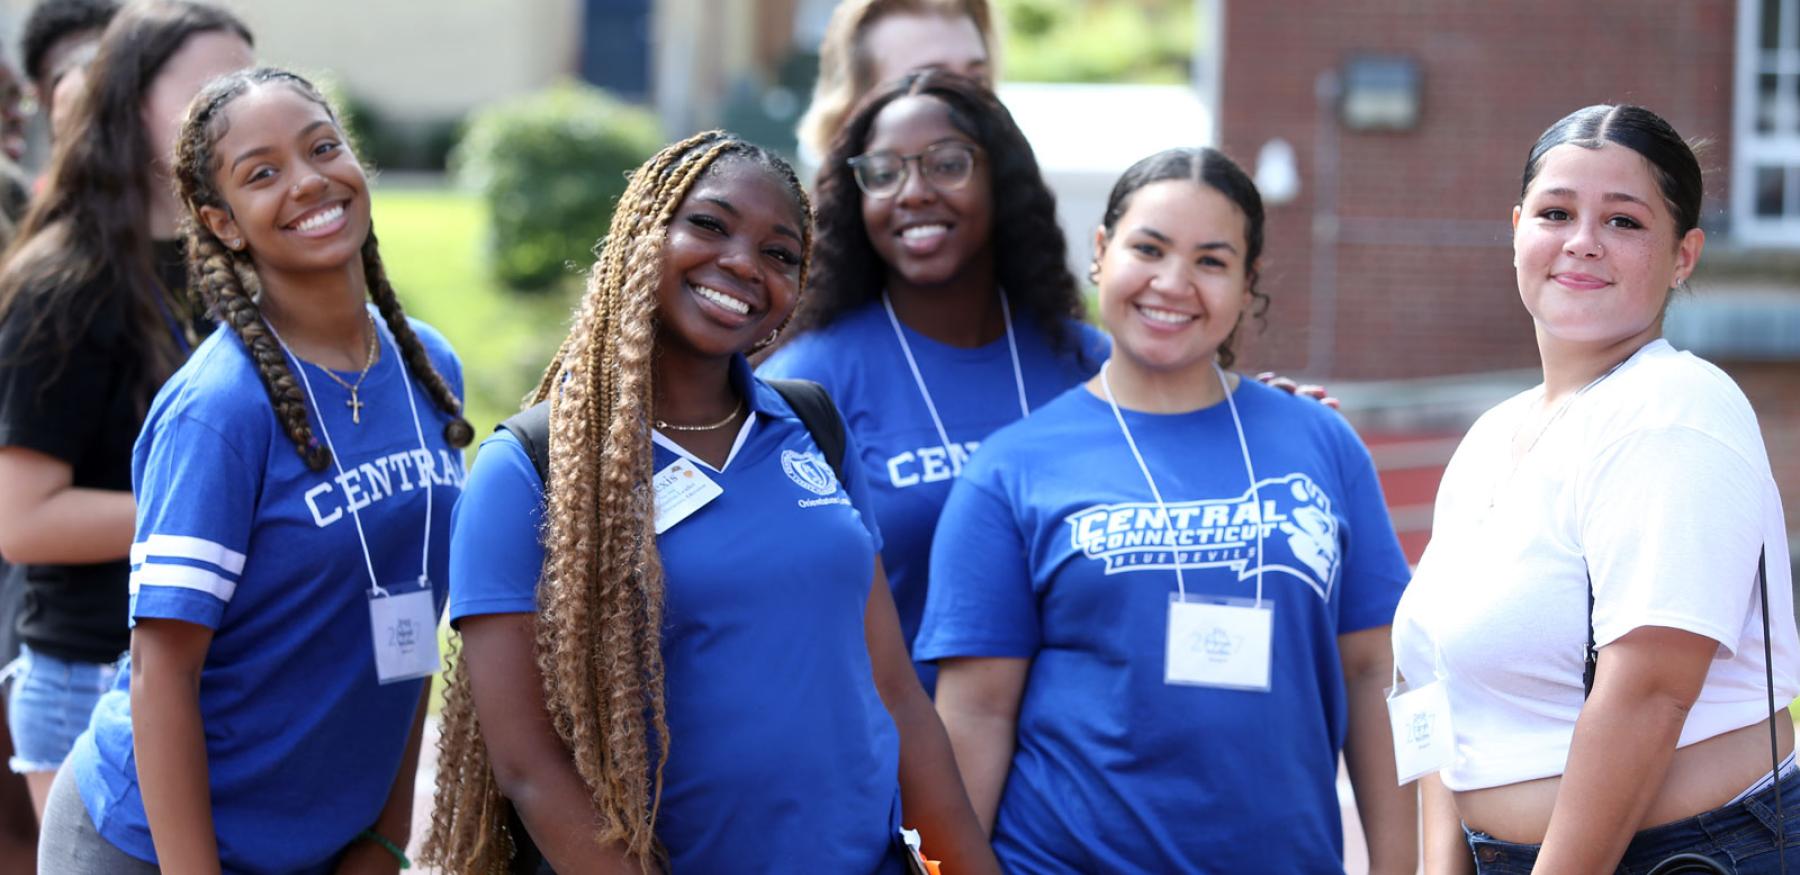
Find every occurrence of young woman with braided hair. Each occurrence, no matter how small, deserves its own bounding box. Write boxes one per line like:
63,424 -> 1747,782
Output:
39,67 -> 471,874
427,131 -> 997,874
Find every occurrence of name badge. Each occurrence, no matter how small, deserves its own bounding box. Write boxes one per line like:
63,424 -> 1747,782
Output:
1386,678 -> 1455,784
1165,595 -> 1273,691
653,458 -> 723,535
369,578 -> 440,685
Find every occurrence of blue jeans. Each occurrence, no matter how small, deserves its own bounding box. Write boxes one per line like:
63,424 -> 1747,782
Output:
2,645 -> 122,773
1466,767 -> 1800,874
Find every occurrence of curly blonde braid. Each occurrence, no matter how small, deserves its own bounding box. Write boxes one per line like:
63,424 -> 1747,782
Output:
425,131 -> 812,873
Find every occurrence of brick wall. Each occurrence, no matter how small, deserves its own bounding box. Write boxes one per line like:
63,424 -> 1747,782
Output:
1725,361 -> 1800,542
1220,0 -> 1738,381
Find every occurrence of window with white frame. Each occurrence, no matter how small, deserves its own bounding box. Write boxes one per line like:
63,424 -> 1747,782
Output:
1736,0 -> 1800,244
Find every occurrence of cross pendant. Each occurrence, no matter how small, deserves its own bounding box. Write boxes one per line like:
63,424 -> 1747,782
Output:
346,390 -> 364,425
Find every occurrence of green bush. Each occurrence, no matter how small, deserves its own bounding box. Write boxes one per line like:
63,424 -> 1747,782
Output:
453,82 -> 663,291
997,0 -> 1196,84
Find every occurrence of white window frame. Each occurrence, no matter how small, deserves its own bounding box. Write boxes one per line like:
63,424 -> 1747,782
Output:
1734,0 -> 1800,245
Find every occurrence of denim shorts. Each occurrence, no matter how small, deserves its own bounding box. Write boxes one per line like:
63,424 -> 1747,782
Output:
1465,767 -> 1800,874
2,645 -> 122,773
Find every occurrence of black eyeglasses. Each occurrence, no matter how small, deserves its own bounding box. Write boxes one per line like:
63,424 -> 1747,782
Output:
847,142 -> 979,199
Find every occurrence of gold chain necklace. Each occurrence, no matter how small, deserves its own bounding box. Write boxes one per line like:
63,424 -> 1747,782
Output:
654,397 -> 744,432
313,313 -> 379,425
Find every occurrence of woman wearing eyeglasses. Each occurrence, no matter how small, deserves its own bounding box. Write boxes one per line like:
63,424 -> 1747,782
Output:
760,72 -> 1107,692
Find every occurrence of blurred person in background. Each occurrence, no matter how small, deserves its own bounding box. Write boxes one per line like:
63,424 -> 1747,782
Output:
796,0 -> 998,170
0,45 -> 38,875
0,5 -> 107,867
0,0 -> 251,820
20,0 -> 119,141
0,54 -> 27,165
45,43 -> 98,145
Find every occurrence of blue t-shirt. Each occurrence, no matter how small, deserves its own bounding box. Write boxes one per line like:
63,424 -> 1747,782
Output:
915,377 -> 1411,874
759,304 -> 1107,689
71,311 -> 465,875
449,356 -> 905,874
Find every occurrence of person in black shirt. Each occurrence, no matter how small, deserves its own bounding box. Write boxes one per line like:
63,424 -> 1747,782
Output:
0,0 -> 253,819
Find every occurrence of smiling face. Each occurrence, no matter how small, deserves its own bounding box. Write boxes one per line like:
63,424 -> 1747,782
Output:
198,83 -> 371,282
1512,142 -> 1703,349
862,12 -> 989,89
141,29 -> 254,175
655,157 -> 806,360
858,94 -> 993,294
1095,179 -> 1252,375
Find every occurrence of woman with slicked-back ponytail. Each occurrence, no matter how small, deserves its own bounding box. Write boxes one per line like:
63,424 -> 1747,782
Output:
1395,105 -> 1800,873
38,66 -> 471,874
426,132 -> 997,874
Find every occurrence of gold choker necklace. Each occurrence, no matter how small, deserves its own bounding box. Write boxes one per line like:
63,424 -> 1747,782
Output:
655,397 -> 743,432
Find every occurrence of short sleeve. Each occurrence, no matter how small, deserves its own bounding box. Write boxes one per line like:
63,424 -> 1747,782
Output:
914,473 -> 1041,660
129,413 -> 260,629
1330,422 -> 1412,633
836,429 -> 883,554
409,317 -> 465,403
1579,426 -> 1765,656
0,302 -> 113,464
447,430 -> 547,624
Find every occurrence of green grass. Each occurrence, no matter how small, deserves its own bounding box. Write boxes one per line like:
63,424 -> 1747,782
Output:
370,185 -> 580,715
370,186 -> 580,448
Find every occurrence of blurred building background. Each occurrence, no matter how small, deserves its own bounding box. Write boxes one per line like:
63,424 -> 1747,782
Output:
1212,0 -> 1800,560
0,0 -> 1790,563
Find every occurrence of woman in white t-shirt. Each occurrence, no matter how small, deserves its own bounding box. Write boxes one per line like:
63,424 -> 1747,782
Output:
1393,104 -> 1800,874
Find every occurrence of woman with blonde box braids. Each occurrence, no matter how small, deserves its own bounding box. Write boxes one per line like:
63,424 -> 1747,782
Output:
427,131 -> 997,874
40,66 -> 472,874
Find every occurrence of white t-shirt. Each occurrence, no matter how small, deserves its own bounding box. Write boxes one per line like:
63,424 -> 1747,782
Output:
1391,339 -> 1798,791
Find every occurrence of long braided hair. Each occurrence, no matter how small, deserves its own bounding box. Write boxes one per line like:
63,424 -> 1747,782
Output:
424,132 -> 811,873
172,67 -> 472,471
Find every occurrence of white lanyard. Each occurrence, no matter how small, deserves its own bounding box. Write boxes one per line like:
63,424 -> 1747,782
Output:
267,315 -> 434,596
1098,360 -> 1265,607
882,289 -> 1030,460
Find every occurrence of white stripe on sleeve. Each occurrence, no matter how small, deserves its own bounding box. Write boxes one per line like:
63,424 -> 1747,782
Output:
129,562 -> 238,602
129,534 -> 248,573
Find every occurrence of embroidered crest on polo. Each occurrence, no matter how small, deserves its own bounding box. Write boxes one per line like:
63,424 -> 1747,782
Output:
781,449 -> 839,496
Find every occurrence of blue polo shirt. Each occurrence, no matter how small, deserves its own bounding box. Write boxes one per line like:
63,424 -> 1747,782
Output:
448,356 -> 904,874
71,311 -> 464,874
759,304 -> 1107,689
916,377 -> 1411,873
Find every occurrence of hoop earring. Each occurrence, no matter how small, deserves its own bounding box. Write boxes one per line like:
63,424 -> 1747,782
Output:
748,327 -> 782,355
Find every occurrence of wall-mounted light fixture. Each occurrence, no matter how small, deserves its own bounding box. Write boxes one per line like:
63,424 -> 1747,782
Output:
1339,55 -> 1421,131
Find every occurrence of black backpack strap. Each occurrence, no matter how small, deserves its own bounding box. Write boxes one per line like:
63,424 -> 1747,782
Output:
502,386 -> 847,486
496,401 -> 558,874
769,378 -> 847,482
499,400 -> 553,483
